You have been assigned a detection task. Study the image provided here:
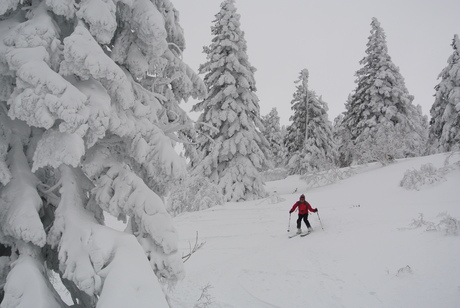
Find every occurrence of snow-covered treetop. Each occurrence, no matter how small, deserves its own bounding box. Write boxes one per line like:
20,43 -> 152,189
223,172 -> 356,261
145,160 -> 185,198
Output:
342,17 -> 426,163
299,69 -> 309,89
437,34 -> 460,85
348,17 -> 415,132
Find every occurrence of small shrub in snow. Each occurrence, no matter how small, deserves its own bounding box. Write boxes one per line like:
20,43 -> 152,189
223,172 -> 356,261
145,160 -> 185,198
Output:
408,213 -> 436,230
438,213 -> 460,236
396,265 -> 413,277
194,284 -> 214,308
400,168 -> 424,190
404,213 -> 459,235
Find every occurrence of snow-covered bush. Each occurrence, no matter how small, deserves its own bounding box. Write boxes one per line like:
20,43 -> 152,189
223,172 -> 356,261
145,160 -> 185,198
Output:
400,162 -> 454,190
408,213 -> 437,231
167,176 -> 224,216
261,168 -> 288,182
400,163 -> 440,190
404,213 -> 459,235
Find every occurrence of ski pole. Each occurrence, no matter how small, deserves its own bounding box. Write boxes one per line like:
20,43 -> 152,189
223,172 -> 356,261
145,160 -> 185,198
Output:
287,213 -> 291,232
317,211 -> 324,230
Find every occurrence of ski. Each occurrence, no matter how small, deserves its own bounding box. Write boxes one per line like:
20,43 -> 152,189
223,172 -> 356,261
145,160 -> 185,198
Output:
289,232 -> 310,238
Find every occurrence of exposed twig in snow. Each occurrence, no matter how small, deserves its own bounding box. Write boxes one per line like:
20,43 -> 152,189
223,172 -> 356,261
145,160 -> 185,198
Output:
182,231 -> 206,263
194,283 -> 214,308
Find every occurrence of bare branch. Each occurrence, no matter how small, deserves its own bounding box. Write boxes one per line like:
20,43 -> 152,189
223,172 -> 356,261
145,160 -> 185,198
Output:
182,231 -> 205,263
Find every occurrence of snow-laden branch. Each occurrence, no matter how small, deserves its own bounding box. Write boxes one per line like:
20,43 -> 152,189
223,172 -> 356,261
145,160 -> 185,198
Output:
7,58 -> 89,134
162,48 -> 207,99
32,129 -> 85,172
48,164 -> 169,307
0,135 -> 45,247
60,23 -> 136,109
91,160 -> 185,284
76,0 -> 117,45
1,244 -> 66,308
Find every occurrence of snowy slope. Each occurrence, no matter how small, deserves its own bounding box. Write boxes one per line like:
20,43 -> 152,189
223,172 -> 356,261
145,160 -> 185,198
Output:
168,152 -> 460,307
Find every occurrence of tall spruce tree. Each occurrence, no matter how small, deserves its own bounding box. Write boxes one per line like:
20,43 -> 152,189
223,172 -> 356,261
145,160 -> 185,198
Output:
341,18 -> 426,165
0,1 -> 205,306
428,34 -> 460,153
285,69 -> 309,163
284,69 -> 337,174
192,0 -> 269,202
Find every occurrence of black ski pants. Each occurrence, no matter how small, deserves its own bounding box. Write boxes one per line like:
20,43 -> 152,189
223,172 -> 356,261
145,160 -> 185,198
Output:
296,214 -> 311,229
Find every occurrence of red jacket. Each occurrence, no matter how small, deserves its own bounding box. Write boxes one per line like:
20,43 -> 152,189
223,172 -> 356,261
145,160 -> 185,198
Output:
290,201 -> 316,215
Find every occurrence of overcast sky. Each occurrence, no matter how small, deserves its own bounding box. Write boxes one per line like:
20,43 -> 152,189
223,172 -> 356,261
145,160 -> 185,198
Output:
173,0 -> 460,126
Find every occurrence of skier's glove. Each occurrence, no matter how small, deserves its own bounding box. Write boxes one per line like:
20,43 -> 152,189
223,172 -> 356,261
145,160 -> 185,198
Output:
289,210 -> 293,214
314,208 -> 318,212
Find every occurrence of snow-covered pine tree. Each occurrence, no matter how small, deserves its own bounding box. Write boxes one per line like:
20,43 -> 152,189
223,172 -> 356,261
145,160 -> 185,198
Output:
0,1 -> 205,307
341,18 -> 427,165
192,0 -> 270,202
284,69 -> 337,174
428,34 -> 460,153
284,69 -> 310,163
261,108 -> 286,168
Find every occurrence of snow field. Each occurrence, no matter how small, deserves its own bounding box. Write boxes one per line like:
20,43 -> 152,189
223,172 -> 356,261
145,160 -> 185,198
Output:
169,153 -> 460,307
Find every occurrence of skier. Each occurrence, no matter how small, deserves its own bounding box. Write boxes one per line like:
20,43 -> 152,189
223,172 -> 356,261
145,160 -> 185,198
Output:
289,194 -> 318,234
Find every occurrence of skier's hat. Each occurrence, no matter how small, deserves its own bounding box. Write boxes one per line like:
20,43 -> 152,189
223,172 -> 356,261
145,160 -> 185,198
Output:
300,194 -> 305,199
